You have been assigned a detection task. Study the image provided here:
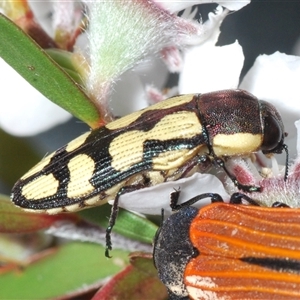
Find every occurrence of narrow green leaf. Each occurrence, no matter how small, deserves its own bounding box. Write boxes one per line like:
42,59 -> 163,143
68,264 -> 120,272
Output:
78,204 -> 158,244
0,13 -> 101,127
0,242 -> 129,299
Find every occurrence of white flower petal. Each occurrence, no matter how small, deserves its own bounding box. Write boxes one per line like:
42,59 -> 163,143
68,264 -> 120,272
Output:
157,1 -> 250,13
155,1 -> 201,14
179,40 -> 244,93
110,56 -> 168,116
109,71 -> 148,117
112,173 -> 230,216
0,58 -> 71,136
28,0 -> 53,36
181,5 -> 228,46
52,1 -> 75,32
216,1 -> 250,11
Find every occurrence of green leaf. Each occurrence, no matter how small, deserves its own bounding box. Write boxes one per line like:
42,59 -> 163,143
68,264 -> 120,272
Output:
45,49 -> 84,85
0,242 -> 130,299
0,13 -> 101,128
0,194 -> 78,233
78,204 -> 158,245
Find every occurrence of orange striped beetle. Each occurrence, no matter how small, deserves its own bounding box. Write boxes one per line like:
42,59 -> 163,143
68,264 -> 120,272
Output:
154,191 -> 300,299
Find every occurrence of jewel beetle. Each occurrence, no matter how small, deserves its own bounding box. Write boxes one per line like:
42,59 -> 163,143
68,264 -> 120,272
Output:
11,89 -> 288,256
153,191 -> 300,300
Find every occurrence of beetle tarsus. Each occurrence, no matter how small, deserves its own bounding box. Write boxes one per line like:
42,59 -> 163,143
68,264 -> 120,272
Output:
170,189 -> 181,210
230,192 -> 260,205
210,194 -> 224,203
237,183 -> 261,193
105,233 -> 112,258
272,201 -> 290,208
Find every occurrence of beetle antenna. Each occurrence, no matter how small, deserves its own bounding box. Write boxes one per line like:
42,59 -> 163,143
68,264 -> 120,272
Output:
283,144 -> 289,181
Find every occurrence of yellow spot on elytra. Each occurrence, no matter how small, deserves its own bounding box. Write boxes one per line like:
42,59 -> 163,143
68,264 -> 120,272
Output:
213,133 -> 262,156
64,203 -> 81,212
67,154 -> 95,198
44,207 -> 64,214
65,131 -> 90,152
106,94 -> 194,130
153,148 -> 201,170
21,131 -> 91,181
109,112 -> 202,172
84,195 -> 102,207
106,109 -> 148,131
21,174 -> 59,200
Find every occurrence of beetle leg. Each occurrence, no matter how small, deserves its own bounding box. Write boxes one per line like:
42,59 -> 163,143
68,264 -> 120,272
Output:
170,190 -> 267,211
229,193 -> 292,207
169,189 -> 181,209
224,192 -> 290,207
283,143 -> 289,181
170,189 -> 223,211
272,201 -> 290,208
229,192 -> 260,206
179,155 -> 212,178
213,157 -> 261,192
105,183 -> 148,258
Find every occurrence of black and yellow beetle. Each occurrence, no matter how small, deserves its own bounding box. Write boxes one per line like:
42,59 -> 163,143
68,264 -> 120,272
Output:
11,89 -> 288,256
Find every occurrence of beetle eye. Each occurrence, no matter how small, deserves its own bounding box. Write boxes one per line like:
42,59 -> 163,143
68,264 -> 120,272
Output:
261,113 -> 283,153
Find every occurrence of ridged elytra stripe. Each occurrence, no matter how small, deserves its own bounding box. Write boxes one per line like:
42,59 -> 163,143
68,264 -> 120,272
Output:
154,200 -> 300,299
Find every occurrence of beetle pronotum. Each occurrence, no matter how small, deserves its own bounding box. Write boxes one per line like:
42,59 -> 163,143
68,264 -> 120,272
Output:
11,89 -> 288,256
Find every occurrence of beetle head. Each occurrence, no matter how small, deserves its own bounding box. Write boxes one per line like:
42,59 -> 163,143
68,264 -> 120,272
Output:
259,100 -> 287,154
